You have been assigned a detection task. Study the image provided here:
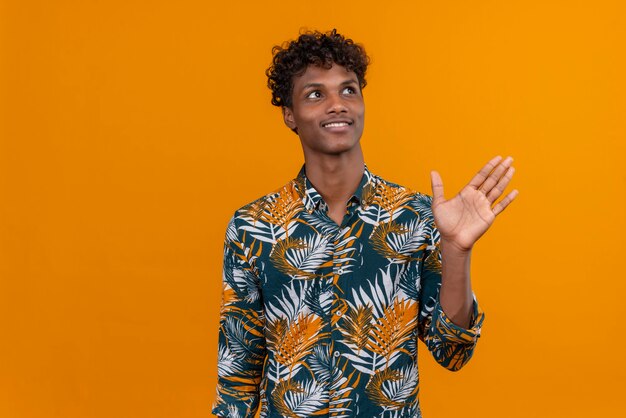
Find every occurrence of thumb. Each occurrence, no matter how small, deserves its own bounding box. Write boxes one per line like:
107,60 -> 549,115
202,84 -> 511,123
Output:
430,170 -> 445,205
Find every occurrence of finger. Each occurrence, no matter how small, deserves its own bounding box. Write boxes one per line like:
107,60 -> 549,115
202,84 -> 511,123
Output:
492,189 -> 519,216
478,156 -> 514,195
430,170 -> 445,205
486,166 -> 516,204
468,155 -> 503,189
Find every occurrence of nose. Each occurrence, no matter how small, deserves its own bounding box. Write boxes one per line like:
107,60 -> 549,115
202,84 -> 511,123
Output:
326,92 -> 348,114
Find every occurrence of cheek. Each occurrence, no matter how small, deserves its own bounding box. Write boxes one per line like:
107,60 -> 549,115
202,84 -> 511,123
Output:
295,110 -> 318,129
354,101 -> 365,116
356,106 -> 365,123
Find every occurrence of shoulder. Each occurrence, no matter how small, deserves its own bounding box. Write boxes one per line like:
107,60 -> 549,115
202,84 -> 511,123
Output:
374,172 -> 434,209
230,177 -> 300,224
373,171 -> 433,218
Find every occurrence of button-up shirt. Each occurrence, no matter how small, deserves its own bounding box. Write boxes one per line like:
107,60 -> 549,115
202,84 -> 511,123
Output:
212,164 -> 484,418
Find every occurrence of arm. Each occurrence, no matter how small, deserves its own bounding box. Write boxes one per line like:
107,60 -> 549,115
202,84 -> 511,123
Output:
212,216 -> 266,418
419,155 -> 518,370
430,155 -> 518,328
439,239 -> 473,329
417,218 -> 485,372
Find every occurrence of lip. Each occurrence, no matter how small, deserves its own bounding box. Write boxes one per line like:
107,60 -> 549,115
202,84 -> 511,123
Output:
321,118 -> 354,131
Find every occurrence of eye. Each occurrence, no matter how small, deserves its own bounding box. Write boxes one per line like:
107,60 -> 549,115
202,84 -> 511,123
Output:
306,90 -> 322,99
342,86 -> 357,95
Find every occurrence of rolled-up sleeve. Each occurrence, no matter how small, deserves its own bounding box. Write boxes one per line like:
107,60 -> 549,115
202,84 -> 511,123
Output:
212,216 -> 266,417
417,221 -> 485,372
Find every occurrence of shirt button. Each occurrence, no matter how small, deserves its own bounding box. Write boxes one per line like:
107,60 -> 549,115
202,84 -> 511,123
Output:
361,199 -> 367,205
337,268 -> 344,275
333,351 -> 341,358
335,310 -> 343,317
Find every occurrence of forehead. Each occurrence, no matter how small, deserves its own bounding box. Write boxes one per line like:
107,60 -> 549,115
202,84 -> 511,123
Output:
292,64 -> 358,90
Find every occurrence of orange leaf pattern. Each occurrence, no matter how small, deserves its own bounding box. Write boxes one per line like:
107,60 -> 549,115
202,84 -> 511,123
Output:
212,165 -> 485,418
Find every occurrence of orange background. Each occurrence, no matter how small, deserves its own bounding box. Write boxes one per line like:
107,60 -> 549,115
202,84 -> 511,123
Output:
1,1 -> 625,417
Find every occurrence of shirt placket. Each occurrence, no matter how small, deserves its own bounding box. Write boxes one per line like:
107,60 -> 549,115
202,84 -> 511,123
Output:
327,198 -> 360,416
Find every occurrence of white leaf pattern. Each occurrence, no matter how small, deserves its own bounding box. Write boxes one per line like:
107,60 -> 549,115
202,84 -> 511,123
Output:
213,165 -> 484,418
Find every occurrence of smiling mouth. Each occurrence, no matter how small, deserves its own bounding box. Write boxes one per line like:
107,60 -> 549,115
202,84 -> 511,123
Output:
322,121 -> 353,128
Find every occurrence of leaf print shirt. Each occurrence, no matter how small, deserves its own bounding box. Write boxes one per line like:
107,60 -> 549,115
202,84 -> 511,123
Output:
212,164 -> 485,418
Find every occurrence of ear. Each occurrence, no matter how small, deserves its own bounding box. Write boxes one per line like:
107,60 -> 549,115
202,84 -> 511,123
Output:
282,106 -> 297,131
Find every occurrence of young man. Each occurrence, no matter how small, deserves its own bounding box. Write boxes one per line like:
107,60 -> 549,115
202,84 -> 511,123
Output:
212,29 -> 517,418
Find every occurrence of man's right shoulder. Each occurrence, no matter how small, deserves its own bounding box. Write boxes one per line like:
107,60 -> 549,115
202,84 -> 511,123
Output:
231,177 -> 301,221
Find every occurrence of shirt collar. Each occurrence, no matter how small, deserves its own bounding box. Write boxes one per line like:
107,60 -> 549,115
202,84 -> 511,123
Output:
294,163 -> 378,213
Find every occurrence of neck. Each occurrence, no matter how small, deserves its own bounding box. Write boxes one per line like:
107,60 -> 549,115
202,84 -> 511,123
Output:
303,147 -> 365,206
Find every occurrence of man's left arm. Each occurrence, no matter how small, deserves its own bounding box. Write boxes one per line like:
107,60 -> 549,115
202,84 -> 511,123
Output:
431,155 -> 518,328
417,223 -> 485,372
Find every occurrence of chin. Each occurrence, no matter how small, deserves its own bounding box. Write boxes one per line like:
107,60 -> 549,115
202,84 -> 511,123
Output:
322,143 -> 360,156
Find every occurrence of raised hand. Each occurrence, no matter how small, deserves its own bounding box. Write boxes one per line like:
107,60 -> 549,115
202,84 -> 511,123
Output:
430,156 -> 519,252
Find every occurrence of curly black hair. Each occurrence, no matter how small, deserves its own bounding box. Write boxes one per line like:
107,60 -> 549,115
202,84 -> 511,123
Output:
265,29 -> 370,108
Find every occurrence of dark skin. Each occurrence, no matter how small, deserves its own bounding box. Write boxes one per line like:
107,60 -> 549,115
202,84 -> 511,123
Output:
282,63 -> 518,328
282,64 -> 365,226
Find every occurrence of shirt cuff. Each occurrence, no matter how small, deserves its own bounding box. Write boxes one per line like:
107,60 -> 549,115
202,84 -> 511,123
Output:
434,295 -> 485,345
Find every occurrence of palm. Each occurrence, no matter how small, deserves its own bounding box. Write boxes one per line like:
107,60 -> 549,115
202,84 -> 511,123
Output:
430,156 -> 518,251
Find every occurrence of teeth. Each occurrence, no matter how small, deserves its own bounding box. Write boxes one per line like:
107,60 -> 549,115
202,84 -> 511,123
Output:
324,122 -> 349,127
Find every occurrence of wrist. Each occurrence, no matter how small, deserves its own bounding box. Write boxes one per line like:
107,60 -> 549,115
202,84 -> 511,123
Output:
440,238 -> 473,257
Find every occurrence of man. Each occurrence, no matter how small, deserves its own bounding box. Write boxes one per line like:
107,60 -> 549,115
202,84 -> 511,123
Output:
212,29 -> 517,418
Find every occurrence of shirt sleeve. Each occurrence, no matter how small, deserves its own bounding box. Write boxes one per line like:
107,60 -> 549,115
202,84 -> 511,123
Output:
212,215 -> 266,417
416,218 -> 485,372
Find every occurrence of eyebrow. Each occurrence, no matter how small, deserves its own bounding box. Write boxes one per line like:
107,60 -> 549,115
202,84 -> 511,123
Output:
301,79 -> 359,90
